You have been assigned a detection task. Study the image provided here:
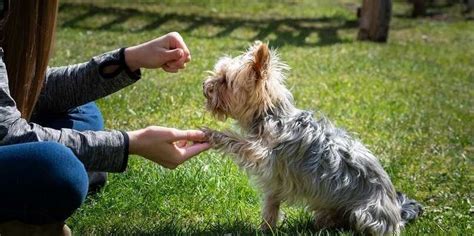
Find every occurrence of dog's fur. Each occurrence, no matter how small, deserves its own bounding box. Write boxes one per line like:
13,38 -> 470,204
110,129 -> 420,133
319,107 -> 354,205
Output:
202,42 -> 422,235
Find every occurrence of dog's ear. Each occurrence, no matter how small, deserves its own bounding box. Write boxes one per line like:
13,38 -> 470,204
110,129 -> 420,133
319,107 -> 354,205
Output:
252,43 -> 270,80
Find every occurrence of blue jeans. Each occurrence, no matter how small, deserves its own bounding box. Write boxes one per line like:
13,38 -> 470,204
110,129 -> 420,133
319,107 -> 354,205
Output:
0,102 -> 105,224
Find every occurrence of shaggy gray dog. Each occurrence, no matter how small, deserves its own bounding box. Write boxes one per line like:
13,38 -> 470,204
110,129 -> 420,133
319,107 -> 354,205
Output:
203,41 -> 422,235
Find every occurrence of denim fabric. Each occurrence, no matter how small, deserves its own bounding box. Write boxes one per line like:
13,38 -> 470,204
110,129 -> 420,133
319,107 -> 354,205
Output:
0,102 -> 105,224
31,102 -> 105,132
0,141 -> 88,224
31,102 -> 109,194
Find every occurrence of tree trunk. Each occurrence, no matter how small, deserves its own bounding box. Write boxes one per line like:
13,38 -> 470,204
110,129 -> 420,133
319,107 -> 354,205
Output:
357,0 -> 392,42
468,0 -> 474,10
412,0 -> 426,17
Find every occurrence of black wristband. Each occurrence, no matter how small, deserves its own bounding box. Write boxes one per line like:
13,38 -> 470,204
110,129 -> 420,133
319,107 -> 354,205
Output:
98,48 -> 141,81
119,130 -> 130,172
119,48 -> 141,81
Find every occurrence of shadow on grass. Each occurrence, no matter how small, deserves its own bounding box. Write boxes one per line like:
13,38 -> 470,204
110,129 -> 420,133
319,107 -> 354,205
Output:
98,219 -> 350,235
58,2 -> 357,47
77,194 -> 351,235
394,1 -> 471,20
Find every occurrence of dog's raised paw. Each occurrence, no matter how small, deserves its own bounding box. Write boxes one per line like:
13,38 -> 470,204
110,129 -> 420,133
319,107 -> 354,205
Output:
199,127 -> 225,147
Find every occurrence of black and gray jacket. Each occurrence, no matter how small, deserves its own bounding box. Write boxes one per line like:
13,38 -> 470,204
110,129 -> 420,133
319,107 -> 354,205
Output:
0,47 -> 140,172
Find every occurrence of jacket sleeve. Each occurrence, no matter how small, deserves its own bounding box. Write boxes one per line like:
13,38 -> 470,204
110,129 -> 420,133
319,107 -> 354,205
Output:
0,51 -> 129,172
33,48 -> 141,114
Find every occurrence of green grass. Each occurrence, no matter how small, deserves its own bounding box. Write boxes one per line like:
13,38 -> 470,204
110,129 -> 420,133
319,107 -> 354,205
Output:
52,0 -> 473,235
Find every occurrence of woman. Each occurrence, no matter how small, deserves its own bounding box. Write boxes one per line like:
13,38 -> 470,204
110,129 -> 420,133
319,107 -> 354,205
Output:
0,1 -> 210,235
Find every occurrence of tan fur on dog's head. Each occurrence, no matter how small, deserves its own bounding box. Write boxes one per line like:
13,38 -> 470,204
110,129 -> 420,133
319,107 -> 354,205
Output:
203,41 -> 292,128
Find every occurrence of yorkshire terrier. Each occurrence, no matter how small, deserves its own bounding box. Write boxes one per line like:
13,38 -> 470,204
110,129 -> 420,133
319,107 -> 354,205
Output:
202,41 -> 422,235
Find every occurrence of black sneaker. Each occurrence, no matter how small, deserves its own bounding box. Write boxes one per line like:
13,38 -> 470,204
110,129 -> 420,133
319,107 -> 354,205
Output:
86,171 -> 107,195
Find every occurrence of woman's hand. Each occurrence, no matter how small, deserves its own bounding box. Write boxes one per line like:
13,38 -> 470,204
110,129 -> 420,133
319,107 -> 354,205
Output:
127,126 -> 210,169
124,32 -> 191,73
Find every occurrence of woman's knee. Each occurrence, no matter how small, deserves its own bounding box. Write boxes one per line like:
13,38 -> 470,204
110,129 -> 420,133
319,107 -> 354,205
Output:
33,142 -> 89,208
5,142 -> 90,223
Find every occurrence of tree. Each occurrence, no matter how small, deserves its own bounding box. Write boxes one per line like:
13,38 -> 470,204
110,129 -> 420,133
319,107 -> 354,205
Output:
358,0 -> 392,42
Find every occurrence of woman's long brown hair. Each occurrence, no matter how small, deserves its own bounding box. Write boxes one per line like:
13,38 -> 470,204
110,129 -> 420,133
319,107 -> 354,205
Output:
0,0 -> 58,120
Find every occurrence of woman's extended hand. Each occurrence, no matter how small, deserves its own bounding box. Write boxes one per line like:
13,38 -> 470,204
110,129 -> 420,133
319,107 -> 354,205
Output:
127,126 -> 210,169
124,32 -> 191,73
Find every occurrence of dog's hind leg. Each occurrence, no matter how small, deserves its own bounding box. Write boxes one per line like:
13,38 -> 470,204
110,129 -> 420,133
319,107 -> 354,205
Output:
313,209 -> 349,232
349,204 -> 401,236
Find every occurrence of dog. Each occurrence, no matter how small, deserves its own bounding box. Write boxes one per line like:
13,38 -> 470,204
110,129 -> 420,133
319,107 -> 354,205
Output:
202,41 -> 422,235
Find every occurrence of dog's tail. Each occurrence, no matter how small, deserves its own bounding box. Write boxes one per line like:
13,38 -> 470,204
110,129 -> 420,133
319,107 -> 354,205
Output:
397,191 -> 423,226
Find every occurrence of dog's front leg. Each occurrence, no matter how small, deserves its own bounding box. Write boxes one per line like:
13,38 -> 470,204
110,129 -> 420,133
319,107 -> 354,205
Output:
203,128 -> 270,168
260,192 -> 282,232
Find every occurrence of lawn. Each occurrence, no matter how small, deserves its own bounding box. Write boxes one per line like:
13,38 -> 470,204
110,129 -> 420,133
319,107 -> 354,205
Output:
53,0 -> 473,235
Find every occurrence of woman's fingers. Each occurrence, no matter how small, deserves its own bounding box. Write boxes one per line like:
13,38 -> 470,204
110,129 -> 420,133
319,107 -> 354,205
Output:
169,32 -> 191,59
164,60 -> 185,70
159,142 -> 209,168
171,129 -> 208,142
175,140 -> 187,148
162,64 -> 179,73
178,142 -> 211,161
168,61 -> 186,69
